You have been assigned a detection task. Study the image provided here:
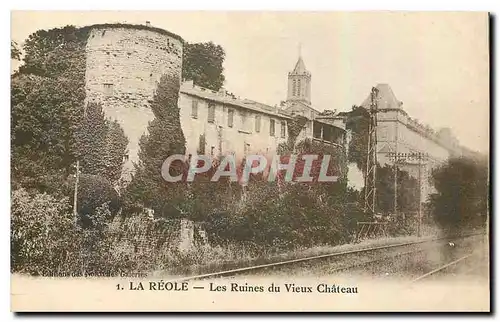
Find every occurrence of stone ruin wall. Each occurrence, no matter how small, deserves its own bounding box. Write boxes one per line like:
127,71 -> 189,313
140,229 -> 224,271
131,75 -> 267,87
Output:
84,25 -> 183,179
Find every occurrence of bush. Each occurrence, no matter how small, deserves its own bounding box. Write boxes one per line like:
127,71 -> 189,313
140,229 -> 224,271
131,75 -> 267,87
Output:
11,188 -> 82,275
11,188 -> 185,276
65,174 -> 120,227
430,156 -> 488,234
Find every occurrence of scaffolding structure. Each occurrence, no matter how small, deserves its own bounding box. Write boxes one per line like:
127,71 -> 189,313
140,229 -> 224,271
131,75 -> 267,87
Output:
355,87 -> 383,243
363,87 -> 379,215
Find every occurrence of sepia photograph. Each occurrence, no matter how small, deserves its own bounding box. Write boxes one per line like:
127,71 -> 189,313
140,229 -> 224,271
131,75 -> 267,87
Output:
10,10 -> 490,312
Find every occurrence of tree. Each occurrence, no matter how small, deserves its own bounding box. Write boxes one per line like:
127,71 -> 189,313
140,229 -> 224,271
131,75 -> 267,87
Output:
75,103 -> 128,184
12,26 -> 127,217
11,41 -> 21,60
125,74 -> 187,218
375,164 -> 418,214
11,75 -> 127,191
345,105 -> 370,173
65,174 -> 120,227
11,74 -> 85,192
430,156 -> 489,234
12,26 -> 89,192
19,25 -> 89,79
182,42 -> 225,91
203,137 -> 351,250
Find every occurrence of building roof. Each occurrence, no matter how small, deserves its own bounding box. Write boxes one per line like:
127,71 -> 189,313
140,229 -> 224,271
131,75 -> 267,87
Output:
358,83 -> 472,155
286,100 -> 319,116
284,100 -> 346,130
180,81 -> 292,119
361,83 -> 403,110
180,81 -> 346,131
292,56 -> 308,74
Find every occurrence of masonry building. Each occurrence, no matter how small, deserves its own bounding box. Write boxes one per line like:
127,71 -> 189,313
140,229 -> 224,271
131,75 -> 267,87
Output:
355,83 -> 473,202
178,54 -> 347,164
84,23 -> 184,179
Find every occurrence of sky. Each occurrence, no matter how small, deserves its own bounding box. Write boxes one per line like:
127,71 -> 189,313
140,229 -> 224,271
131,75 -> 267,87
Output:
11,11 -> 490,153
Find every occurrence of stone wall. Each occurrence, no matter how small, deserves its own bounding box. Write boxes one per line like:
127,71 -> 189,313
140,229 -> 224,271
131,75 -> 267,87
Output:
84,25 -> 183,178
377,110 -> 451,163
376,109 -> 452,201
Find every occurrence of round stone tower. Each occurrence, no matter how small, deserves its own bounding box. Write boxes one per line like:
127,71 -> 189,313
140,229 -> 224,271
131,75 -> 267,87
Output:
84,23 -> 184,179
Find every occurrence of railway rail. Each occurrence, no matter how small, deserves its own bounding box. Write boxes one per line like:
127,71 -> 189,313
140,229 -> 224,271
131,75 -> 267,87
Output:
411,254 -> 474,283
173,232 -> 484,282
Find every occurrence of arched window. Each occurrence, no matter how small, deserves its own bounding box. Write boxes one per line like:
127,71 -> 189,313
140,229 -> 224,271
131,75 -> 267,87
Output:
292,79 -> 297,97
297,79 -> 302,97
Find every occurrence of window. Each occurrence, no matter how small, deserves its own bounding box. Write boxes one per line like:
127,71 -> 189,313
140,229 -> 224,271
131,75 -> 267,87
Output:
270,119 -> 275,137
313,122 -> 322,139
103,83 -> 114,96
240,111 -> 248,131
228,109 -> 234,127
323,126 -> 333,143
292,79 -> 297,96
255,115 -> 261,133
297,79 -> 301,97
191,99 -> 198,118
281,121 -> 286,138
208,103 -> 215,123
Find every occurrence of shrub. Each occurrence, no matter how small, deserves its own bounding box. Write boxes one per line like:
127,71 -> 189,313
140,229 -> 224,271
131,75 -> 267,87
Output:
65,174 -> 120,227
11,188 -> 82,275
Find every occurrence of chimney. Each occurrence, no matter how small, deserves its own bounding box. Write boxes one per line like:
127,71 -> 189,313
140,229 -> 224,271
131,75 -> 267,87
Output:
145,21 -> 151,27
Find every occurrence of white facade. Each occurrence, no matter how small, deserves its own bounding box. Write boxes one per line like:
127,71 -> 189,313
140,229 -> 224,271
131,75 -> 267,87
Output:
360,83 -> 469,201
179,81 -> 291,162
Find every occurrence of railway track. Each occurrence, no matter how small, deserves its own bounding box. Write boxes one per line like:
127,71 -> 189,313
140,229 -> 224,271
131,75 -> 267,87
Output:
410,239 -> 489,283
172,232 -> 484,282
411,254 -> 474,283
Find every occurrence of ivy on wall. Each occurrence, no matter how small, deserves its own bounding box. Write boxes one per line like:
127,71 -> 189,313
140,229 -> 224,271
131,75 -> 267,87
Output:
197,134 -> 206,155
125,73 -> 187,218
75,103 -> 129,184
345,105 -> 370,173
277,115 -> 308,154
286,115 -> 309,149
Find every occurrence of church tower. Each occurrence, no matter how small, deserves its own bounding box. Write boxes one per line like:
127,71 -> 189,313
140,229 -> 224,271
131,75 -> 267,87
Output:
287,54 -> 312,105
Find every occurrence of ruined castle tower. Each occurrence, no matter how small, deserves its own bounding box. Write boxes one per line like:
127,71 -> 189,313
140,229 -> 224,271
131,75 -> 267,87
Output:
84,23 -> 184,179
286,55 -> 312,105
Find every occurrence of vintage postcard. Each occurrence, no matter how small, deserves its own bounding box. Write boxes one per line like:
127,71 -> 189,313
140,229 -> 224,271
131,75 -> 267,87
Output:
10,11 -> 490,312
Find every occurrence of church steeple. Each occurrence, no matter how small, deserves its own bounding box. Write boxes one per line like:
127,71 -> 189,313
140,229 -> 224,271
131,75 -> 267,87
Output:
287,53 -> 311,105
